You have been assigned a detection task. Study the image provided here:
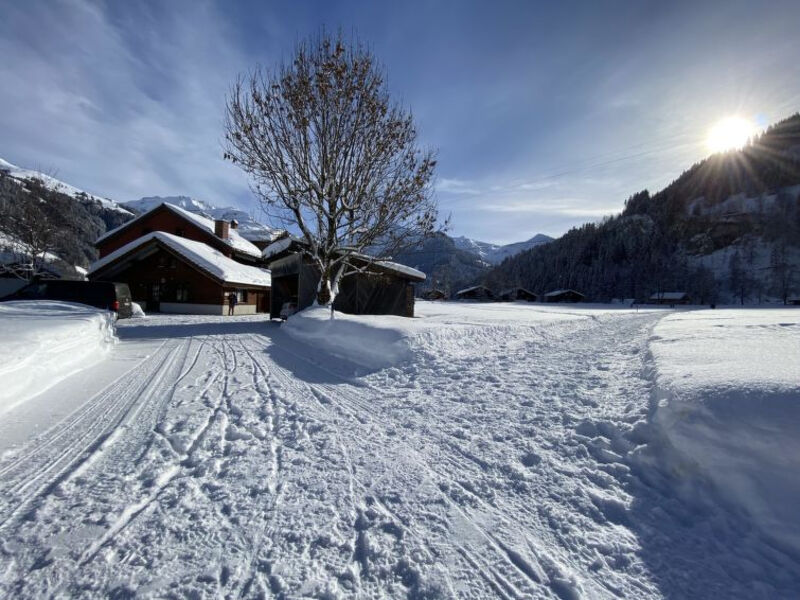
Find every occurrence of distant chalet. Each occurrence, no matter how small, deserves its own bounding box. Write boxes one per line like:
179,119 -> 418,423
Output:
89,203 -> 271,315
649,292 -> 690,305
262,234 -> 425,319
455,285 -> 495,301
499,287 -> 537,302
543,289 -> 585,303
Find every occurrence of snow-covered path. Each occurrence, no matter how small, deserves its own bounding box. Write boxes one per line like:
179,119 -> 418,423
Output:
0,308 -> 797,598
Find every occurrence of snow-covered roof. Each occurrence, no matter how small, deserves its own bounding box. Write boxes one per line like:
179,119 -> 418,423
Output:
649,292 -> 688,300
456,285 -> 492,295
97,203 -> 262,258
544,289 -> 584,297
262,237 -> 426,281
89,232 -> 271,288
500,287 -> 536,296
261,235 -> 303,260
372,259 -> 426,281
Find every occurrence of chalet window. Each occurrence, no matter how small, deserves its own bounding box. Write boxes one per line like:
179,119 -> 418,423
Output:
236,289 -> 248,303
158,256 -> 167,268
170,257 -> 177,269
176,284 -> 189,302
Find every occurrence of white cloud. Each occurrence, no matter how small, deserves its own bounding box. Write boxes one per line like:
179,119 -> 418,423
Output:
0,1 -> 262,208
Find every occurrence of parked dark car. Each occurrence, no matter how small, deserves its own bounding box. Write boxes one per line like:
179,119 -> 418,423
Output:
1,280 -> 134,318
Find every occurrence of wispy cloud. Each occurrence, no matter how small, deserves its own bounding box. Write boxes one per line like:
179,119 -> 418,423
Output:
0,1 -> 261,206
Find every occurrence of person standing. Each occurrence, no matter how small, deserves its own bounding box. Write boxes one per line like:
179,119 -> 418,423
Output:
227,291 -> 238,316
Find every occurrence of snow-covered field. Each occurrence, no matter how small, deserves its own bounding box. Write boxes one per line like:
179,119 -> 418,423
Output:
0,302 -> 797,598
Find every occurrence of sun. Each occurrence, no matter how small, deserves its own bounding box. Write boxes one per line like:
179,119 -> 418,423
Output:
706,116 -> 756,153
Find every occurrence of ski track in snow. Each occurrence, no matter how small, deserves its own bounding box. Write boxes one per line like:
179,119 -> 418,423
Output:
0,309 -> 798,598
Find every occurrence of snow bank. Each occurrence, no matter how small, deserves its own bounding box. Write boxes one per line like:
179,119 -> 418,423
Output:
283,307 -> 415,370
0,301 -> 116,414
649,309 -> 800,554
130,302 -> 146,318
283,301 -> 647,372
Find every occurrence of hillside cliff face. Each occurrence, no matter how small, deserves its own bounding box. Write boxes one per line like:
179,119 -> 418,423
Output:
486,114 -> 800,303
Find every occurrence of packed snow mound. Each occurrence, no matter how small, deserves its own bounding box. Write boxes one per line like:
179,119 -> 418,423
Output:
283,307 -> 415,371
0,301 -> 116,414
649,309 -> 800,555
130,302 -> 146,318
283,301 -> 647,372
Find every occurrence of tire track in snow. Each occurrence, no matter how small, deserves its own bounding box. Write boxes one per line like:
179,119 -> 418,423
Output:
0,339 -> 189,532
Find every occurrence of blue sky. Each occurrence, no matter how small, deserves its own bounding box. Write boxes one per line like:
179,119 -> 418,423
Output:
1,0 -> 799,243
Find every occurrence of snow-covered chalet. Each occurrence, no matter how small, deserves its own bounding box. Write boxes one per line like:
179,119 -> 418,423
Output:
88,203 -> 271,315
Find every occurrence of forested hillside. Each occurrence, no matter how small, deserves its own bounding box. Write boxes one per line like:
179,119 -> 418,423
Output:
486,114 -> 800,303
0,166 -> 132,279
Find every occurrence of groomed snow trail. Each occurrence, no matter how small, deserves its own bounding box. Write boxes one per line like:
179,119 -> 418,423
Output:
0,309 -> 797,598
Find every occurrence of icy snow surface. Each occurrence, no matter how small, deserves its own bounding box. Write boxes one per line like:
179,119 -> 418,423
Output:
0,302 -> 798,598
0,301 -> 116,415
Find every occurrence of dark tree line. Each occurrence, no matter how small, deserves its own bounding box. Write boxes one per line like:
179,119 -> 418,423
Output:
485,114 -> 800,303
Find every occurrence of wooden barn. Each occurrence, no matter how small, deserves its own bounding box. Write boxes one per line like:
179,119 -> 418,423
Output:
421,289 -> 447,301
455,285 -> 495,301
543,289 -> 585,303
499,287 -> 537,302
263,236 -> 425,319
649,292 -> 690,305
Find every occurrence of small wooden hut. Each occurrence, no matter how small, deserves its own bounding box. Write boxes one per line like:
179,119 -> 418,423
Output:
455,285 -> 495,301
499,287 -> 537,302
543,289 -> 585,303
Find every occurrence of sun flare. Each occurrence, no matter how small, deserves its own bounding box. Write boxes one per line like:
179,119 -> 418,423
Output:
706,116 -> 756,153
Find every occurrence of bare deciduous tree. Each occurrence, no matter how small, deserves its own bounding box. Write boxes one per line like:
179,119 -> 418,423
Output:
224,32 -> 440,306
0,174 -> 63,280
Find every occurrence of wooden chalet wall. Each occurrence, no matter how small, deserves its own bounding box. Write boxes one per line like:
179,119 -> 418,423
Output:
269,253 -> 416,318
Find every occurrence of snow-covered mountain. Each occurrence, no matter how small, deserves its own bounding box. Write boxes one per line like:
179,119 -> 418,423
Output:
453,233 -> 553,264
0,158 -> 132,216
123,196 -> 282,243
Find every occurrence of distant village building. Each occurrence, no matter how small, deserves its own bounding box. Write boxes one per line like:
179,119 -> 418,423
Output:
88,203 -> 271,314
262,235 -> 425,319
785,297 -> 800,306
498,287 -> 537,302
649,291 -> 690,305
455,285 -> 495,301
421,289 -> 447,301
543,289 -> 585,303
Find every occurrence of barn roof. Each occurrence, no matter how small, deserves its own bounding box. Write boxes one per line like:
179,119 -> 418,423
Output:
544,289 -> 584,297
262,236 -> 426,282
456,285 -> 492,295
97,203 -> 262,258
89,231 -> 271,288
649,291 -> 688,300
500,287 -> 536,296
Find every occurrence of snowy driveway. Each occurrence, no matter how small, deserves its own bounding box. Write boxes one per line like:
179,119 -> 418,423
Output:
0,306 -> 797,598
